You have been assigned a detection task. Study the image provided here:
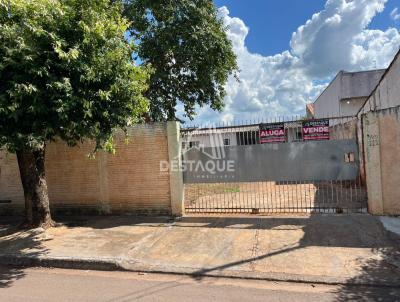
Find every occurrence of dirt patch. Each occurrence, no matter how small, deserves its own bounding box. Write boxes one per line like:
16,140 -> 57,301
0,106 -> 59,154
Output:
185,181 -> 367,213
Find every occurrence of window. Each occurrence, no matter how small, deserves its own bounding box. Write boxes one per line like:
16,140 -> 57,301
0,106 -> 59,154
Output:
344,152 -> 355,163
295,130 -> 303,142
223,138 -> 230,146
236,131 -> 259,145
189,141 -> 200,148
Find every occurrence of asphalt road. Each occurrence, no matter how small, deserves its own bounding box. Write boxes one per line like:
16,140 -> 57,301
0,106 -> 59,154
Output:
0,266 -> 399,302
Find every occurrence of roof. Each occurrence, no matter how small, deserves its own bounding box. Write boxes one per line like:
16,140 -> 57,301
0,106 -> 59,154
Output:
341,69 -> 386,75
313,68 -> 386,106
306,103 -> 315,116
357,48 -> 400,116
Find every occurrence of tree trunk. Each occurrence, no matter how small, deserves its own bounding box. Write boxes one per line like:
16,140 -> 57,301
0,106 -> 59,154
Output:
16,146 -> 53,229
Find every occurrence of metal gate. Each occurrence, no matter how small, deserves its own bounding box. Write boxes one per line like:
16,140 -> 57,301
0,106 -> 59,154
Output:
181,116 -> 367,214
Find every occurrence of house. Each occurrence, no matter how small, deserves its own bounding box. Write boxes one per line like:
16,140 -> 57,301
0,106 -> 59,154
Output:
182,121 -> 311,147
306,103 -> 315,119
181,125 -> 259,148
358,50 -> 400,115
308,69 -> 386,119
182,67 -> 393,149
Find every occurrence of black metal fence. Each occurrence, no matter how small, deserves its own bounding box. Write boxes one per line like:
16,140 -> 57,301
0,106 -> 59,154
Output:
181,115 -> 367,214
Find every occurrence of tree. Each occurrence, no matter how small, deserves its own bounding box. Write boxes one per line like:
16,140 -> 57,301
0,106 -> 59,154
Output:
0,0 -> 149,228
124,0 -> 238,121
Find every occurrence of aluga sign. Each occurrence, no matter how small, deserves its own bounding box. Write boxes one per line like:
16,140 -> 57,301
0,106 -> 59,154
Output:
259,123 -> 286,143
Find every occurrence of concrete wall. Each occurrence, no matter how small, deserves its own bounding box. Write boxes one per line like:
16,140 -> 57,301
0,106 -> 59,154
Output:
314,69 -> 385,118
359,52 -> 400,114
314,72 -> 342,118
330,119 -> 358,140
359,51 -> 400,215
339,97 -> 367,116
0,123 -> 184,216
183,139 -> 360,183
363,107 -> 400,215
341,70 -> 385,100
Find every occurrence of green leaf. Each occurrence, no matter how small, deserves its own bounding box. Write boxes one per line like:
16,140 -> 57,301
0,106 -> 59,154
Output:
0,0 -> 150,153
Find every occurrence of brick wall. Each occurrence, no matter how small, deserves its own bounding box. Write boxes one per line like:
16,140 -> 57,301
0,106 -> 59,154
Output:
0,123 -> 172,215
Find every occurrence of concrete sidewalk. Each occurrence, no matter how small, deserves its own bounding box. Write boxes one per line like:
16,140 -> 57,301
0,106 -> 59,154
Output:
0,215 -> 399,286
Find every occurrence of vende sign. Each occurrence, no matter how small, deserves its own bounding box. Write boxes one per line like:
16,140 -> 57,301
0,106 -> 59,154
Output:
302,119 -> 329,141
259,123 -> 285,143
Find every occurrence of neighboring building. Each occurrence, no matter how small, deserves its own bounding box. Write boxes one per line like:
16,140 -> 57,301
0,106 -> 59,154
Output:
182,122 -> 307,147
181,125 -> 259,148
183,67 -> 393,149
308,69 -> 386,118
358,50 -> 400,115
306,103 -> 315,119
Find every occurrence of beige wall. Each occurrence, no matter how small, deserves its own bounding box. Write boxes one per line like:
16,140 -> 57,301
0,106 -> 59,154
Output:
363,107 -> 400,215
330,119 -> 358,140
0,123 -> 179,216
359,50 -> 400,215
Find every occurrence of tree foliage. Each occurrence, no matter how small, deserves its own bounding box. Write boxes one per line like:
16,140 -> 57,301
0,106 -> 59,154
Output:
124,0 -> 238,121
0,0 -> 149,153
0,0 -> 149,227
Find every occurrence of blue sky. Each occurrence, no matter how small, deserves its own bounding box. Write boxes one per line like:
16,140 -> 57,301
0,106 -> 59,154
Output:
214,0 -> 399,57
214,0 -> 327,56
184,0 -> 400,123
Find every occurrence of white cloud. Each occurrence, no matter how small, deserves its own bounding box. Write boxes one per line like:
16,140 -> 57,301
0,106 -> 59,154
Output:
351,28 -> 400,68
291,0 -> 387,76
185,0 -> 400,124
391,7 -> 400,21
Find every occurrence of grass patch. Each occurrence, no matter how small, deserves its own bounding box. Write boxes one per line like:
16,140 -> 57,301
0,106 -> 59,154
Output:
224,187 -> 240,193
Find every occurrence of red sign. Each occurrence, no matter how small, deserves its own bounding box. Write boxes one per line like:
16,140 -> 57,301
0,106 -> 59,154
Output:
259,123 -> 286,143
302,119 -> 329,141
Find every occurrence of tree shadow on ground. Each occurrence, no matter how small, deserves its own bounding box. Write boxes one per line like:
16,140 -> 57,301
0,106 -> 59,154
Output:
184,216 -> 400,284
0,216 -> 50,288
54,214 -> 400,300
2,212 -> 400,299
312,180 -> 368,214
333,244 -> 400,301
54,214 -> 400,276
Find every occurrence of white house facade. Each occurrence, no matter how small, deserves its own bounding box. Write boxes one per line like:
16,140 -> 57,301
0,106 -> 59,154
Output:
309,69 -> 385,118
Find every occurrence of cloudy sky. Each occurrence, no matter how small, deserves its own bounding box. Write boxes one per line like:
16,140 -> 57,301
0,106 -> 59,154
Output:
181,0 -> 400,124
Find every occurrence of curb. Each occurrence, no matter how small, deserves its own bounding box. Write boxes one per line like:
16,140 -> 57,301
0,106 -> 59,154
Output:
0,254 -> 120,271
1,254 -> 400,288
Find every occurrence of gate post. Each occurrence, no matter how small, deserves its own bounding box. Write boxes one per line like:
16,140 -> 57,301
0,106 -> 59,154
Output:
362,112 -> 384,214
167,121 -> 184,216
